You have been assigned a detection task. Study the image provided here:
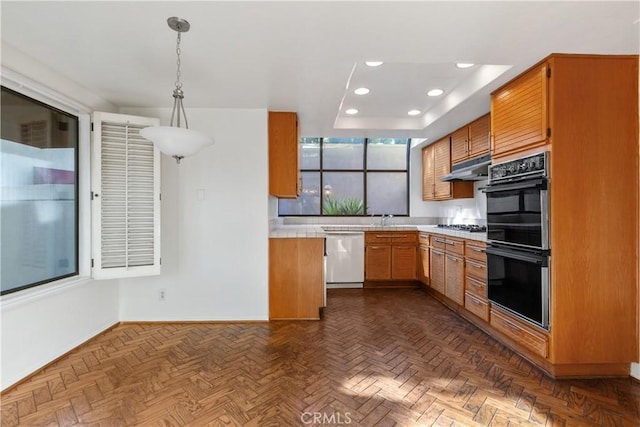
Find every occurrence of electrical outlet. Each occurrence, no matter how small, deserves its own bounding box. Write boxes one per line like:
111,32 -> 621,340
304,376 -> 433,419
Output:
159,289 -> 166,301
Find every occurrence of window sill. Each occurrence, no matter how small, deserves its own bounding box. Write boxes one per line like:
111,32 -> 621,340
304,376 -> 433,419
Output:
0,275 -> 94,311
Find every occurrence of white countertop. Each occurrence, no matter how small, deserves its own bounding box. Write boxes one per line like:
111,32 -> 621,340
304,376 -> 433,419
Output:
269,223 -> 487,242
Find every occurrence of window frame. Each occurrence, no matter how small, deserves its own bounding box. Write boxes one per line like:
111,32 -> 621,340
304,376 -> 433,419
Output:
0,70 -> 92,297
279,137 -> 411,217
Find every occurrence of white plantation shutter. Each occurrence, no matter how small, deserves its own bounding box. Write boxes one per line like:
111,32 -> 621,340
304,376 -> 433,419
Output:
91,112 -> 161,279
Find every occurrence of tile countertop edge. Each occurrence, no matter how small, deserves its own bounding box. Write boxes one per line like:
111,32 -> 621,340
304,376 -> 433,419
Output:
269,224 -> 487,242
417,225 -> 487,243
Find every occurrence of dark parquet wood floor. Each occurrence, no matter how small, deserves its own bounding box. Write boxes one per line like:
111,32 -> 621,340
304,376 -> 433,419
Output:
2,288 -> 640,426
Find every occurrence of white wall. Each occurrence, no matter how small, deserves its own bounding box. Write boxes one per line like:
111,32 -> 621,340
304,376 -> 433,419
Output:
118,107 -> 269,321
1,279 -> 119,389
0,52 -> 122,390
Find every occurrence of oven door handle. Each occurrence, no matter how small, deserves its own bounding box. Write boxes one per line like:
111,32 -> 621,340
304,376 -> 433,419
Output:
486,246 -> 548,265
482,179 -> 547,193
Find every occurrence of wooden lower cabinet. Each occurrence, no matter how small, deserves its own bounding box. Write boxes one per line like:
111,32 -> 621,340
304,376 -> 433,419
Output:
464,241 -> 488,321
365,232 -> 417,284
429,248 -> 445,294
429,236 -> 465,306
365,245 -> 391,280
464,292 -> 489,321
444,253 -> 464,305
269,238 -> 324,320
417,243 -> 430,286
392,246 -> 417,280
491,306 -> 549,358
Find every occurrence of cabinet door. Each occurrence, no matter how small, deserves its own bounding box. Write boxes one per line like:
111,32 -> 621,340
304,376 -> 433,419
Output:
433,137 -> 452,199
491,64 -> 548,159
269,238 -> 324,319
451,127 -> 469,164
418,245 -> 430,286
468,114 -> 490,157
391,246 -> 416,280
365,245 -> 391,280
268,112 -> 300,198
445,253 -> 464,305
429,248 -> 445,295
421,145 -> 435,200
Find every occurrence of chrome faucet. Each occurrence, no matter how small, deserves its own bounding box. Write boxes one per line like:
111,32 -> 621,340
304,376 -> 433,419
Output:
381,214 -> 394,226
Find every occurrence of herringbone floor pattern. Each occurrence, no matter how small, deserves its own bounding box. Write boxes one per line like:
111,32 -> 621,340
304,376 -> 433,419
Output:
2,289 -> 639,426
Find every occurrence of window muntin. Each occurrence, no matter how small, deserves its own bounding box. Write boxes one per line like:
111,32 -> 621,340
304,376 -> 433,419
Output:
278,137 -> 409,216
1,86 -> 79,295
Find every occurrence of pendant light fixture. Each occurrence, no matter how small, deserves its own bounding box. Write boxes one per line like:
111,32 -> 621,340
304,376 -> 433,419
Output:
140,17 -> 213,164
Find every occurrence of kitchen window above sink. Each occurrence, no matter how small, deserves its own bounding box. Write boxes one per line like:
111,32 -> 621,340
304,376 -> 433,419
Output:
278,137 -> 409,216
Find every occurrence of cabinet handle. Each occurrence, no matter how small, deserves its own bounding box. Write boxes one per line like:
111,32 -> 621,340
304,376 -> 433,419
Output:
445,240 -> 456,245
446,255 -> 460,262
374,235 -> 392,238
467,261 -> 485,269
434,238 -> 446,243
468,247 -> 485,253
369,246 -> 386,250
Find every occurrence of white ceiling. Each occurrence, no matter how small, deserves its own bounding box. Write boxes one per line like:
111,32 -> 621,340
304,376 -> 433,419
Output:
1,1 -> 639,143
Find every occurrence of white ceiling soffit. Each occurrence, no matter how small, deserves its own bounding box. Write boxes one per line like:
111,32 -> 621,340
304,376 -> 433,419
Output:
335,63 -> 511,130
1,1 -> 638,142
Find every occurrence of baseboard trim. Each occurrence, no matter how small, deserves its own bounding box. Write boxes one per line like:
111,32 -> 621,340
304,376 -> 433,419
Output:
119,320 -> 270,325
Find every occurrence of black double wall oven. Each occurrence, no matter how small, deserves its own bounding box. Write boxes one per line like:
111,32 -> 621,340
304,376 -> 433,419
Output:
484,152 -> 550,330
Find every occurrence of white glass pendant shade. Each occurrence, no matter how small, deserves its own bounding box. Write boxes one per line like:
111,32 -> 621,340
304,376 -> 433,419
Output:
140,126 -> 213,160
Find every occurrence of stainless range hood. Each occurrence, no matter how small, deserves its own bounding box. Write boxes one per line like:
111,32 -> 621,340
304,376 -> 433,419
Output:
440,154 -> 491,182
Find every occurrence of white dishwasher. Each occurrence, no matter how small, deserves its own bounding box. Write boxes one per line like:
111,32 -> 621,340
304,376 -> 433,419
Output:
325,232 -> 365,288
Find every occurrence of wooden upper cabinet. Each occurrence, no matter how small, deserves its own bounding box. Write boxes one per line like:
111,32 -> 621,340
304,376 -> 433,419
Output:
451,114 -> 490,164
450,127 -> 469,164
268,111 -> 300,198
422,137 -> 474,201
421,144 -> 435,200
491,64 -> 549,159
433,137 -> 452,199
468,114 -> 490,158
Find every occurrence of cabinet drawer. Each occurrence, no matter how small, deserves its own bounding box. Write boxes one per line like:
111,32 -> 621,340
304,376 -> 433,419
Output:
365,232 -> 393,244
431,235 -> 465,255
465,259 -> 487,281
465,275 -> 487,298
465,292 -> 489,322
392,232 -> 417,244
418,233 -> 430,247
446,237 -> 465,255
491,308 -> 549,358
431,236 -> 447,250
366,232 -> 416,244
465,242 -> 486,262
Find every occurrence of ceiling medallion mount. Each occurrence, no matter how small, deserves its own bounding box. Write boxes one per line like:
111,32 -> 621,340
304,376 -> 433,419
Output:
140,17 -> 213,164
167,17 -> 190,33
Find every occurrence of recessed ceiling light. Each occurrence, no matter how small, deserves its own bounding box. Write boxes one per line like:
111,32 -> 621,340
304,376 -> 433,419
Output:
456,63 -> 475,69
354,87 -> 370,95
427,89 -> 444,97
365,61 -> 383,67
408,110 -> 421,116
345,109 -> 359,115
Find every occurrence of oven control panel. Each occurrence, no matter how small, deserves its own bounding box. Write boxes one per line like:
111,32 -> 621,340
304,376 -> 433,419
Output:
489,152 -> 548,183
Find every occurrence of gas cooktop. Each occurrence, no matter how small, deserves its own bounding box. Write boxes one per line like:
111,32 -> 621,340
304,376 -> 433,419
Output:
436,224 -> 487,233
